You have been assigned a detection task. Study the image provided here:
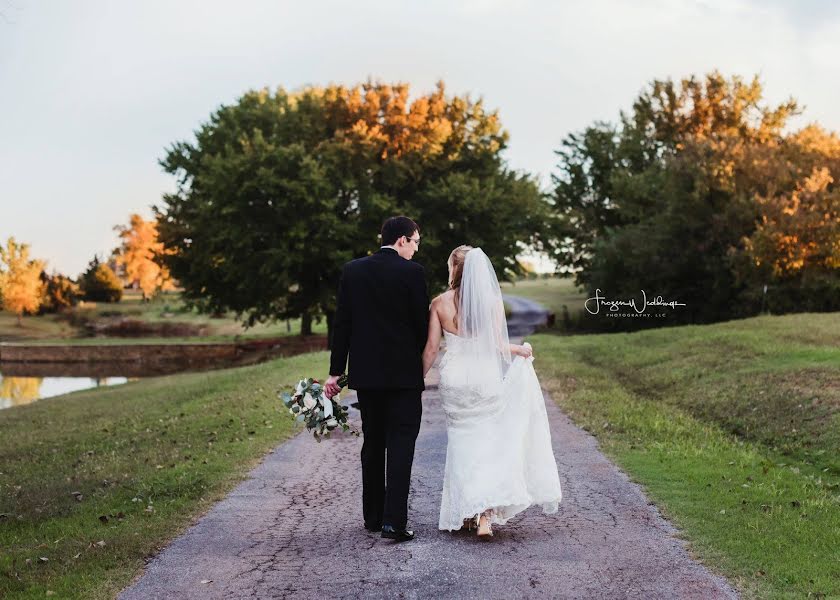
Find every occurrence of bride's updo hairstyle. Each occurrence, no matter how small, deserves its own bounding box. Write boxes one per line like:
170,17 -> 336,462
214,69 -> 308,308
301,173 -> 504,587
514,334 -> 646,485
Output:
448,244 -> 473,328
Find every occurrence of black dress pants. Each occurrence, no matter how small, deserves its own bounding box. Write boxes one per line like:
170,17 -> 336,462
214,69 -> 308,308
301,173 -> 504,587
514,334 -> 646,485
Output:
356,388 -> 423,530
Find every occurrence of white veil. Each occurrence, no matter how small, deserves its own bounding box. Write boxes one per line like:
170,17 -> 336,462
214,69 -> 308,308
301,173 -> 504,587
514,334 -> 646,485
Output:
458,247 -> 512,394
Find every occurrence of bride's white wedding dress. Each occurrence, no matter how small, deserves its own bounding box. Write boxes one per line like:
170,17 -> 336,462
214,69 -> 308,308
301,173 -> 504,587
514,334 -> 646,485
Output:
436,249 -> 563,532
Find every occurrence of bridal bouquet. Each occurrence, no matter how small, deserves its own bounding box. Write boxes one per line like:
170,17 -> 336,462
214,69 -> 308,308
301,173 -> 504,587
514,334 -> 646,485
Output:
279,374 -> 358,442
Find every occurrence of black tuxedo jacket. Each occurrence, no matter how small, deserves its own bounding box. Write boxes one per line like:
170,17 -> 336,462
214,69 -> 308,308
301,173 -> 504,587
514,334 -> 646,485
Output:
329,248 -> 430,390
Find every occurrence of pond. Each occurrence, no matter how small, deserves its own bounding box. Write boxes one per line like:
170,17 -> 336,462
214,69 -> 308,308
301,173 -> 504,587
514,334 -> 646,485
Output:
0,337 -> 328,410
0,370 -> 136,409
0,349 -> 291,410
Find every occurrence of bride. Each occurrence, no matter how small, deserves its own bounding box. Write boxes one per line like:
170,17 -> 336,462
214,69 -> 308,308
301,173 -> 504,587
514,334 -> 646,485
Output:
422,245 -> 563,537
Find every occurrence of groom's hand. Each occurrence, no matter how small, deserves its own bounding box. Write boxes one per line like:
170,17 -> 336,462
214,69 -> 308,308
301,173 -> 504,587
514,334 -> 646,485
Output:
325,375 -> 342,398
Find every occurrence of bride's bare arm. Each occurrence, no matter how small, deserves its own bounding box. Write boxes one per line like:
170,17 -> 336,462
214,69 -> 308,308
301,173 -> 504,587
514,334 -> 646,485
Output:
422,298 -> 443,377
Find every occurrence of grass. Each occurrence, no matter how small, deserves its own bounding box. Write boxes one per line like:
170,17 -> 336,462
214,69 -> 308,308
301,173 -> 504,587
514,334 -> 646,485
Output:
0,350 -> 329,599
500,277 -> 587,316
530,312 -> 840,599
0,290 -> 327,343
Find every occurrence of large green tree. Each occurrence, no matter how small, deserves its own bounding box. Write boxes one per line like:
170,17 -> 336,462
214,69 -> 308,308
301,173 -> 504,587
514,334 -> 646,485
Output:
550,71 -> 840,328
155,81 -> 550,340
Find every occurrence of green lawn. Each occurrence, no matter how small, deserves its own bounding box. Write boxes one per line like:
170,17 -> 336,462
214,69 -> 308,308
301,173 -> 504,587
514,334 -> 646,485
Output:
0,290 -> 327,343
531,312 -> 840,600
0,350 -> 329,599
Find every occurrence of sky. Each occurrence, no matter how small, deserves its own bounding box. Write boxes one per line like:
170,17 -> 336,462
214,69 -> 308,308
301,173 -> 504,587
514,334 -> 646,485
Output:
1,0 -> 839,277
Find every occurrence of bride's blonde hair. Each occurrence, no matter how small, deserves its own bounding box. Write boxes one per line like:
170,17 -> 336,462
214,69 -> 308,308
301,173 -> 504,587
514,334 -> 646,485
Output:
448,245 -> 473,329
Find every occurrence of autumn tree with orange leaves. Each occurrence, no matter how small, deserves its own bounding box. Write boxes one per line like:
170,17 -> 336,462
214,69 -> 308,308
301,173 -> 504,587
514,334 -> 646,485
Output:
733,124 -> 840,312
552,71 -> 840,328
112,214 -> 175,300
0,237 -> 47,326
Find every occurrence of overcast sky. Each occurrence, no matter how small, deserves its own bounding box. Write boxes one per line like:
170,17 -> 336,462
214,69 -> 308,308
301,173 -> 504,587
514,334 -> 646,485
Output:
2,0 -> 839,276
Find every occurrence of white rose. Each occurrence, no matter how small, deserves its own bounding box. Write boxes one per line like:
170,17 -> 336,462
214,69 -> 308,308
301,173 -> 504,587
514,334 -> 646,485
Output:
326,417 -> 338,427
295,380 -> 306,395
302,392 -> 317,410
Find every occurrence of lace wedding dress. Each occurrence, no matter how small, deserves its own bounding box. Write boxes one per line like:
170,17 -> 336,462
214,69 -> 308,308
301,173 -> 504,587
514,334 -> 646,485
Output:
437,249 -> 563,531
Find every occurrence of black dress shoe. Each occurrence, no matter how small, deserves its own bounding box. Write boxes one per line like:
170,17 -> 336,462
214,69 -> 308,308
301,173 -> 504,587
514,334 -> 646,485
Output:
364,522 -> 381,532
381,525 -> 415,542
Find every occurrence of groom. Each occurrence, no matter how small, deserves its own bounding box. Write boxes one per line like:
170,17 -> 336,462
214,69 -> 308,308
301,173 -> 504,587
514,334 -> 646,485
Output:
325,216 -> 429,542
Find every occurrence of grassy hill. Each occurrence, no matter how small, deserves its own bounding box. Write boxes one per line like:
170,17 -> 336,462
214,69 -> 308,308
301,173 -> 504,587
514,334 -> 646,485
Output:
531,311 -> 840,599
500,276 -> 586,317
0,351 -> 328,599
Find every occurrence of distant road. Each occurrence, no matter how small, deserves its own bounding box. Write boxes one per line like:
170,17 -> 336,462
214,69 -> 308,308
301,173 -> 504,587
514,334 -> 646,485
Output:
503,294 -> 550,337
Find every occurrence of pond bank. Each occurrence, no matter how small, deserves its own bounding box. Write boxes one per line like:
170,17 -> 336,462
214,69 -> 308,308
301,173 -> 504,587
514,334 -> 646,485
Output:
0,335 -> 327,365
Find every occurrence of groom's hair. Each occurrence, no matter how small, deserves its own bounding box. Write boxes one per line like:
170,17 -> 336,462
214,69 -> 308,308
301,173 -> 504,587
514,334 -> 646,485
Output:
380,216 -> 419,246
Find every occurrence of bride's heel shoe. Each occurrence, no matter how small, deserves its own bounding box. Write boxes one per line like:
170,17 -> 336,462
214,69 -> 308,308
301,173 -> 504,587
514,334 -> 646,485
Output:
477,513 -> 493,538
462,517 -> 476,532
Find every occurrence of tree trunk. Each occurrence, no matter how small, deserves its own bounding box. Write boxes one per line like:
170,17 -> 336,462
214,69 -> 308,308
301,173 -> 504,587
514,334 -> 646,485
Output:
300,311 -> 312,336
326,310 -> 334,350
16,312 -> 22,327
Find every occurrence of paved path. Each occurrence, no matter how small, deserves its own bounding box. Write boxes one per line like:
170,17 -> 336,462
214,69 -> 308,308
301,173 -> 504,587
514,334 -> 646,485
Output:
119,365 -> 737,599
503,294 -> 550,336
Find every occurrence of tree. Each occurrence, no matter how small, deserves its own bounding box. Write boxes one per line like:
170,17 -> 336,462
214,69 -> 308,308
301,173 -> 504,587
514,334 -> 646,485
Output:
156,80 -> 550,340
38,271 -> 82,313
549,71 -> 840,327
0,237 -> 46,326
79,256 -> 123,303
112,213 -> 175,300
734,125 -> 840,312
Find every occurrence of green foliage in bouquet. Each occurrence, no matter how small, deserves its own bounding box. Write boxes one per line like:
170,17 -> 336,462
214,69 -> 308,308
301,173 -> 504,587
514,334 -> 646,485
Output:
279,374 -> 357,442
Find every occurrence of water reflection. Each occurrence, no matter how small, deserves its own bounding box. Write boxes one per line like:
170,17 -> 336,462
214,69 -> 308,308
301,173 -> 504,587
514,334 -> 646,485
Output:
0,341 -> 317,410
0,372 -> 134,409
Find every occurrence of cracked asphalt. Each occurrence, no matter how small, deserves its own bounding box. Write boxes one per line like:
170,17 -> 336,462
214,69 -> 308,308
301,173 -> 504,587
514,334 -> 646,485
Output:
118,364 -> 737,599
